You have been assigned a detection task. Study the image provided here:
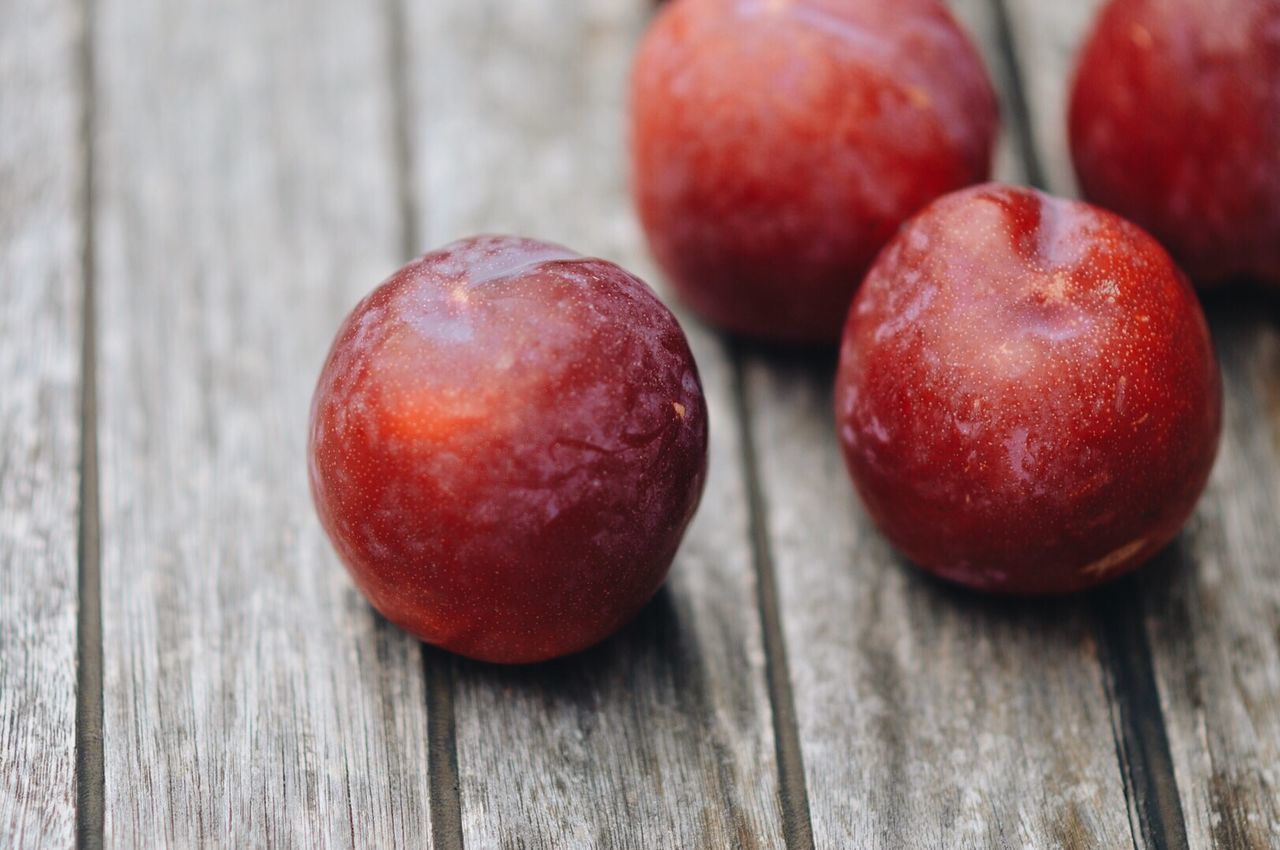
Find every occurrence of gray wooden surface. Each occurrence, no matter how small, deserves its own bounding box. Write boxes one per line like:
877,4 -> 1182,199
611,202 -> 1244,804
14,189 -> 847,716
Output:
1,0 -> 1278,848
0,0 -> 84,846
93,0 -> 433,845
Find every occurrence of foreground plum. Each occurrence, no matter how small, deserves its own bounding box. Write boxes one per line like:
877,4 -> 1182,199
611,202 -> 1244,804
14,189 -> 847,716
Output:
630,0 -> 998,342
309,236 -> 708,663
835,185 -> 1221,594
1069,0 -> 1280,285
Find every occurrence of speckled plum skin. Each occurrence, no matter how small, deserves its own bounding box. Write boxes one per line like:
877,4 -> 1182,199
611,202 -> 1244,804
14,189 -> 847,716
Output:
629,0 -> 998,342
308,236 -> 708,663
1069,0 -> 1280,285
835,185 -> 1221,594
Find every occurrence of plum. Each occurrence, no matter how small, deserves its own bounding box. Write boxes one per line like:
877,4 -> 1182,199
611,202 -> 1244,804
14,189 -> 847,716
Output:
629,0 -> 999,342
835,184 -> 1221,594
308,236 -> 708,663
1069,0 -> 1280,285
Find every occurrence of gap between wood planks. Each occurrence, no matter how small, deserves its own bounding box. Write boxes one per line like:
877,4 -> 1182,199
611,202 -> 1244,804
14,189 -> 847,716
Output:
74,0 -> 105,844
990,2 -> 1189,848
731,343 -> 817,850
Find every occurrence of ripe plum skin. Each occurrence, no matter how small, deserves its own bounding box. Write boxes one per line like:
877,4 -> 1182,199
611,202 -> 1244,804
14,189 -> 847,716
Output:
1069,0 -> 1280,285
629,0 -> 998,342
835,184 -> 1222,594
308,236 -> 708,663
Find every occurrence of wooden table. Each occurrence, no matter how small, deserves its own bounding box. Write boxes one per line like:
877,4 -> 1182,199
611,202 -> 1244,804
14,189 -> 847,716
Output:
3,0 -> 1277,846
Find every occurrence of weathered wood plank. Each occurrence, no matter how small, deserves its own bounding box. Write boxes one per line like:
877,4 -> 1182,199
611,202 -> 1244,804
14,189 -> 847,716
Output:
1162,305 -> 1280,848
1004,0 -> 1280,846
740,0 -> 1139,845
399,1 -> 787,846
94,0 -> 434,845
0,0 -> 84,845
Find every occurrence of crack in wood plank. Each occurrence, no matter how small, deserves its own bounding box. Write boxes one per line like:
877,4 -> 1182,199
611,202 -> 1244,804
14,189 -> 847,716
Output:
74,0 -> 105,843
731,343 -> 816,850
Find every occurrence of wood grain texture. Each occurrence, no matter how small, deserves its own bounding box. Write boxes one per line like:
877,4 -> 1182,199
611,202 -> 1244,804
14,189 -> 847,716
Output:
1004,0 -> 1280,845
0,0 -> 84,846
738,0 -> 1138,846
398,1 -> 787,846
93,0 -> 434,845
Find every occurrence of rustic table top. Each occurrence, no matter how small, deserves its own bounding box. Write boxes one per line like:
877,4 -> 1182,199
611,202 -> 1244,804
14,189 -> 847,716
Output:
2,0 -> 1278,847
